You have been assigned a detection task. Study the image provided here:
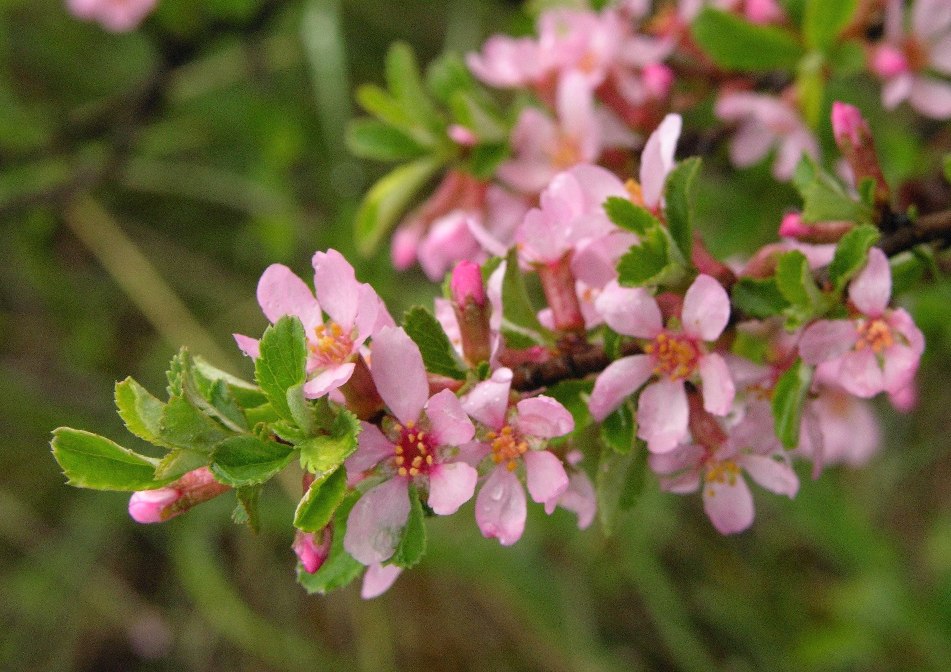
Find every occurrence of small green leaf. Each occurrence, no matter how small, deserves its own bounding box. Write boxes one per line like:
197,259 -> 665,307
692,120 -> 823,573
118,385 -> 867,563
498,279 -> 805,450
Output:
691,8 -> 805,71
210,436 -> 296,487
160,396 -> 234,453
772,360 -> 813,449
828,224 -> 881,292
796,159 -> 873,224
392,484 -> 427,569
604,196 -> 661,236
191,355 -> 267,408
402,305 -> 468,379
355,84 -> 414,129
298,409 -> 361,475
943,154 -> 951,185
354,157 -> 443,256
596,442 -> 647,535
500,248 -> 553,346
154,449 -> 209,481
731,277 -> 790,319
255,315 -> 308,423
286,383 -> 317,436
664,157 -> 702,260
600,403 -> 636,454
294,467 -> 347,532
233,485 -> 262,533
796,52 -> 825,128
425,51 -> 475,105
385,42 -> 439,130
346,118 -> 429,162
804,0 -> 858,50
467,143 -> 510,180
115,377 -> 167,446
297,493 -> 364,594
50,428 -> 169,492
775,251 -> 821,308
616,227 -> 686,288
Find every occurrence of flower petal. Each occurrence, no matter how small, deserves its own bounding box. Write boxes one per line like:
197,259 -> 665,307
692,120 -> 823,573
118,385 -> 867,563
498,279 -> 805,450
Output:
909,76 -> 951,119
588,354 -> 654,421
370,327 -> 428,426
640,113 -> 681,208
302,362 -> 356,399
682,274 -> 730,341
838,349 -> 884,398
699,353 -> 735,416
849,248 -> 891,316
703,476 -> 755,535
637,379 -> 689,453
427,462 -> 478,515
475,466 -> 527,546
313,249 -> 361,329
798,320 -> 858,365
345,422 -> 395,480
461,367 -> 513,430
343,477 -> 410,566
256,264 -> 322,330
740,454 -> 798,497
524,450 -> 570,505
594,281 -> 662,338
361,563 -> 403,599
550,471 -> 596,528
515,396 -> 574,438
425,389 -> 475,446
233,333 -> 260,360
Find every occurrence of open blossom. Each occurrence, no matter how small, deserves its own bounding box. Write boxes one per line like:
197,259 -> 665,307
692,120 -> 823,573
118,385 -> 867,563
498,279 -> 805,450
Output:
799,385 -> 882,470
715,92 -> 819,181
589,275 -> 735,453
67,0 -> 157,32
461,368 -> 575,545
233,250 -> 393,399
799,248 -> 924,398
343,327 -> 478,566
650,399 -> 798,534
871,0 -> 951,119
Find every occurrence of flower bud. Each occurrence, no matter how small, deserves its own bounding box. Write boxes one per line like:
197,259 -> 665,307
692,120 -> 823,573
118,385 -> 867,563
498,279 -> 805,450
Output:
642,63 -> 674,100
448,124 -> 478,147
127,467 -> 229,524
450,260 -> 486,307
293,528 -> 332,574
450,261 -> 493,365
831,102 -> 867,147
830,101 -> 890,215
871,45 -> 909,78
779,212 -> 810,238
128,488 -> 180,523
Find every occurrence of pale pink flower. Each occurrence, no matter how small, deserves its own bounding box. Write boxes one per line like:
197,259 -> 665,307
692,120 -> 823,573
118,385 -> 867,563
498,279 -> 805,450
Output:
799,248 -> 925,398
589,275 -> 735,453
466,35 -> 545,89
233,250 -> 394,399
715,92 -> 819,181
799,386 -> 882,469
461,368 -> 575,545
551,450 -> 597,529
872,0 -> 951,119
650,398 -> 798,534
343,327 -> 478,566
67,0 -> 157,32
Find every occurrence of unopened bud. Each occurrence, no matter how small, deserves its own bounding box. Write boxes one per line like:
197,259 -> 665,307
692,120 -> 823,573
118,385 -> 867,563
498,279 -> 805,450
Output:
871,45 -> 909,78
128,467 -> 229,524
450,261 -> 493,365
450,260 -> 486,307
779,212 -> 810,238
744,0 -> 783,24
831,102 -> 866,147
448,124 -> 478,147
642,63 -> 674,99
829,101 -> 890,216
293,528 -> 332,574
129,488 -> 180,523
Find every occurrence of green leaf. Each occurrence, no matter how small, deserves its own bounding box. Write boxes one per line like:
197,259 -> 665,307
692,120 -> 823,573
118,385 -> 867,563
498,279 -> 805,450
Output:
355,84 -> 413,129
804,0 -> 858,50
233,485 -> 262,533
691,8 -> 805,71
286,383 -> 318,436
254,315 -> 308,423
828,40 -> 866,76
448,90 -> 508,142
115,377 -> 167,446
346,118 -> 429,162
467,143 -> 510,180
392,484 -> 427,569
943,154 -> 951,185
154,449 -> 209,481
796,52 -> 825,128
775,251 -> 821,308
294,467 -> 347,532
386,42 -> 439,131
772,360 -> 813,449
210,436 -> 296,487
500,247 -> 553,346
354,156 -> 443,256
425,51 -> 475,105
50,428 -> 169,492
402,305 -> 468,379
616,226 -> 686,288
160,396 -> 233,453
191,355 -> 267,408
596,442 -> 647,535
664,157 -> 702,260
796,159 -> 873,224
827,224 -> 881,292
604,196 -> 661,236
601,403 -> 636,454
731,277 -> 790,319
297,493 -> 364,594
298,409 -> 361,475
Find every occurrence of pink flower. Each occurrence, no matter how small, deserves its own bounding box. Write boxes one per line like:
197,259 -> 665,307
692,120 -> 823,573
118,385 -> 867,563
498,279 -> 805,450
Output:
715,92 -> 819,181
650,399 -> 798,534
799,386 -> 881,469
461,368 -> 575,545
636,113 -> 681,211
466,36 -> 545,88
66,0 -> 157,32
799,248 -> 925,398
233,249 -> 393,399
872,0 -> 951,119
589,275 -> 735,453
343,327 -> 478,566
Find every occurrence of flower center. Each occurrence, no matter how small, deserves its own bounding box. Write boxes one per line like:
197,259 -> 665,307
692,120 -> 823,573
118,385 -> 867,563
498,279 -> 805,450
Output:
705,460 -> 741,489
855,317 -> 894,354
393,421 -> 435,477
624,179 -> 645,207
551,137 -> 582,170
310,322 -> 354,367
487,424 -> 528,472
644,332 -> 700,380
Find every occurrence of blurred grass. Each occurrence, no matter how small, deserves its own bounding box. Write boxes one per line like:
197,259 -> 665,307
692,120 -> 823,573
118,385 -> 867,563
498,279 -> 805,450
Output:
2,0 -> 951,670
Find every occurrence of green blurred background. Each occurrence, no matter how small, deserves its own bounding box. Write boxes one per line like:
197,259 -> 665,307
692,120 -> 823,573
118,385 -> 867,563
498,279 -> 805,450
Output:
3,0 -> 951,670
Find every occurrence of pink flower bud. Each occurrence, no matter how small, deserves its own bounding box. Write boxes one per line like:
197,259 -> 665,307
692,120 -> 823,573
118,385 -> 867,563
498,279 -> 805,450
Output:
831,102 -> 867,146
779,212 -> 810,238
871,45 -> 909,78
128,488 -> 181,524
642,63 -> 674,100
450,260 -> 486,307
744,0 -> 783,24
391,225 -> 422,270
448,124 -> 478,147
293,529 -> 332,574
